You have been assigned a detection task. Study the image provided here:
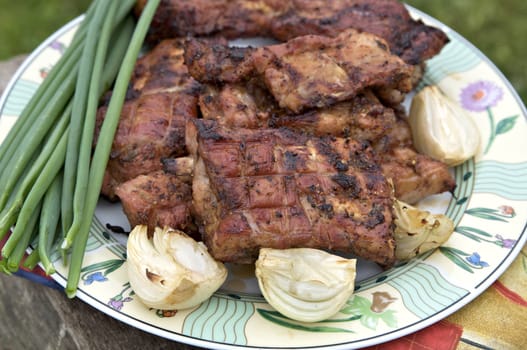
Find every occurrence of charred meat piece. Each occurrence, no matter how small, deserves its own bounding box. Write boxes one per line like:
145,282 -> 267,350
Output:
267,0 -> 449,65
373,117 -> 456,203
200,82 -> 397,143
135,0 -> 284,43
186,119 -> 396,266
268,92 -> 397,142
114,170 -> 197,237
185,29 -> 413,113
137,0 -> 448,65
199,79 -> 279,128
95,39 -> 201,199
198,77 -> 453,203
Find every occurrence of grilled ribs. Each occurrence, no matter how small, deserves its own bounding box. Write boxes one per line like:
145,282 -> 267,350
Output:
200,82 -> 397,143
136,0 -> 448,65
95,38 -> 200,199
185,29 -> 414,112
186,118 -> 396,266
196,77 -> 454,203
115,169 -> 197,236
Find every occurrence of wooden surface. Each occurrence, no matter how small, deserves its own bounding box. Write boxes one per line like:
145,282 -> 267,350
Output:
0,56 -> 203,350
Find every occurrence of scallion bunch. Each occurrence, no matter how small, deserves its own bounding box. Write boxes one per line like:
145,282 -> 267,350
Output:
0,0 -> 160,298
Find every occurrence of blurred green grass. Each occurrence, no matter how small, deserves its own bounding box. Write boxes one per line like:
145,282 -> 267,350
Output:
0,0 -> 525,103
0,0 -> 91,59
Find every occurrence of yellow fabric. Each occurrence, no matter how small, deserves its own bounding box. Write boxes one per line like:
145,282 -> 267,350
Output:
447,245 -> 527,349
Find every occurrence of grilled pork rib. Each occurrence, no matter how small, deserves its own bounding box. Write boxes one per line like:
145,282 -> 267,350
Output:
186,118 -> 396,266
95,39 -> 200,199
197,78 -> 454,203
200,82 -> 398,143
185,29 -> 414,113
115,169 -> 197,236
136,0 -> 448,65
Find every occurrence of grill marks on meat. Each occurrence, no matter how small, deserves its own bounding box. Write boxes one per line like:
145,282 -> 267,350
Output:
185,29 -> 414,113
98,2 -> 454,268
200,82 -> 397,143
115,170 -> 197,237
267,0 -> 449,65
95,39 -> 200,199
196,77 -> 454,203
187,119 -> 396,266
137,0 -> 448,65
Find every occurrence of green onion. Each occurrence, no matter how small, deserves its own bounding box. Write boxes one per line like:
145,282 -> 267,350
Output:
6,202 -> 41,273
62,0 -> 111,235
0,0 -> 159,294
38,171 -> 63,275
65,0 -> 161,298
62,0 -> 117,250
0,20 -> 88,176
22,247 -> 41,271
1,128 -> 68,259
0,103 -> 70,241
0,51 -> 78,212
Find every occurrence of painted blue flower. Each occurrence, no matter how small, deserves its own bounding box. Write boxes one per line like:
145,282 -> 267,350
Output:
466,252 -> 489,268
83,271 -> 108,285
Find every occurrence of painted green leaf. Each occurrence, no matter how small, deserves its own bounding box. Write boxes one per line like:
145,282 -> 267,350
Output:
456,226 -> 493,238
456,230 -> 482,242
361,314 -> 379,330
456,197 -> 468,205
463,172 -> 473,181
381,310 -> 397,328
256,309 -> 354,333
80,259 -> 125,273
467,227 -> 493,237
465,208 -> 508,222
466,207 -> 499,214
439,247 -> 473,273
104,259 -> 126,275
495,115 -> 518,135
321,315 -> 362,323
441,246 -> 469,256
346,295 -> 370,308
339,305 -> 359,315
376,275 -> 388,283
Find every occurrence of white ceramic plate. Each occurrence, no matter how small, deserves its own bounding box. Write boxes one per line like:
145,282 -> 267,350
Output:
1,7 -> 526,350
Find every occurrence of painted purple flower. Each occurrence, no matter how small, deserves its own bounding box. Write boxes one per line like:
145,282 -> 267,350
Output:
108,296 -> 133,311
466,252 -> 489,268
49,40 -> 66,53
460,81 -> 503,112
495,235 -> 516,249
83,271 -> 108,285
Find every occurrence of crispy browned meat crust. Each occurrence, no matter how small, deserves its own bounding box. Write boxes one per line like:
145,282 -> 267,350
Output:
200,82 -> 397,143
136,0 -> 448,65
186,118 -> 396,266
115,170 -> 197,237
185,29 -> 413,113
373,117 -> 456,203
95,39 -> 201,199
196,77 -> 454,203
